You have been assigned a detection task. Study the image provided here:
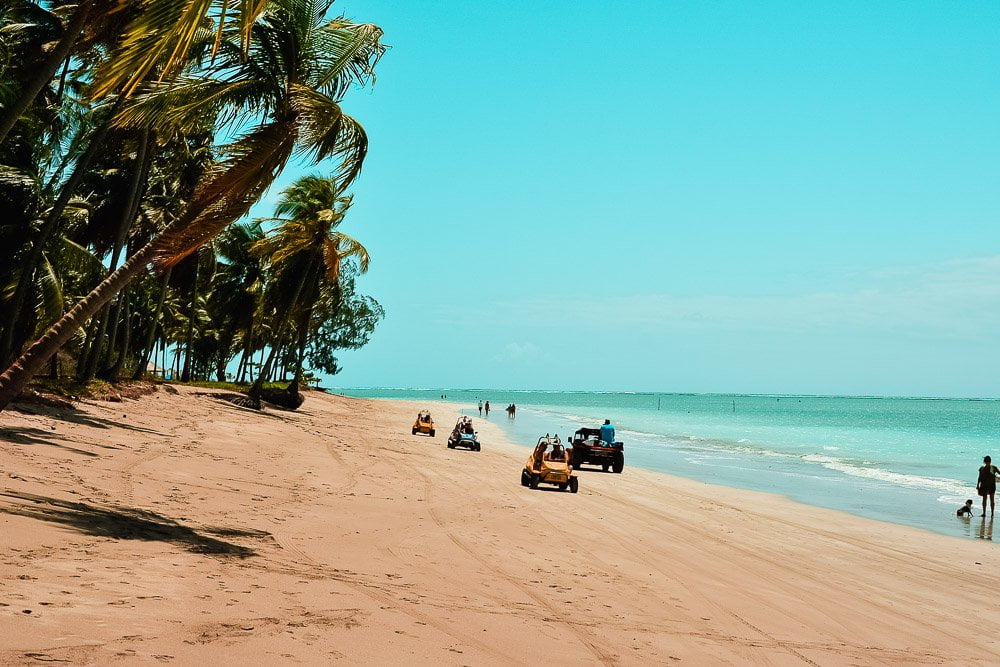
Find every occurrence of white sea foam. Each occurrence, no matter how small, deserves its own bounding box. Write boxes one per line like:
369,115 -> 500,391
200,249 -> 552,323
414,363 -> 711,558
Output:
507,403 -> 976,502
800,454 -> 969,495
524,408 -> 594,423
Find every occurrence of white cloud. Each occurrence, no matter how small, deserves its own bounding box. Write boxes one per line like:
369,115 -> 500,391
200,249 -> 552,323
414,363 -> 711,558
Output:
485,255 -> 1000,342
492,341 -> 548,364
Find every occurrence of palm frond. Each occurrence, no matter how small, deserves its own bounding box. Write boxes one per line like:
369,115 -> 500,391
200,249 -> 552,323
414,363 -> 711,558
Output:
114,77 -> 264,132
323,232 -> 368,282
35,256 -> 64,329
0,165 -> 40,192
91,0 -> 217,98
153,117 -> 297,268
290,86 -> 367,186
56,237 -> 106,277
312,19 -> 386,99
239,0 -> 270,57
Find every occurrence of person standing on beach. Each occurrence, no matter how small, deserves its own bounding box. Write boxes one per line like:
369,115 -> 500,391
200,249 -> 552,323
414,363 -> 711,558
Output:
977,456 -> 999,516
485,401 -> 490,417
478,400 -> 483,416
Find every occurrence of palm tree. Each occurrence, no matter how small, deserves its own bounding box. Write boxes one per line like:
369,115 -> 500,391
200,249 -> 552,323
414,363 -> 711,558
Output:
244,174 -> 368,407
0,0 -> 384,410
90,0 -> 270,99
0,0 -> 93,145
209,221 -> 266,382
0,4 -> 100,365
304,264 -> 383,377
129,124 -> 216,380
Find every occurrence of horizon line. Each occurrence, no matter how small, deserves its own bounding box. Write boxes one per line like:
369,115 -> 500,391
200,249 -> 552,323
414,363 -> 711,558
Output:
326,387 -> 1000,402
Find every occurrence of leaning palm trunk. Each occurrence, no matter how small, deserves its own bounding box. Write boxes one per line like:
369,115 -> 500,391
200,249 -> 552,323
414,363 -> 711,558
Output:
0,238 -> 159,409
180,251 -> 201,382
0,2 -> 92,146
99,130 -> 155,379
81,134 -> 148,383
106,292 -> 132,382
235,329 -> 253,383
0,120 -> 297,411
287,303 -> 314,396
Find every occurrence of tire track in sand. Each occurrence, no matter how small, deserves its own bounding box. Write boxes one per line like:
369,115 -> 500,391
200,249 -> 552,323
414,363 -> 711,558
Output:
265,529 -> 520,664
584,485 -> 952,664
260,429 -> 518,664
414,467 -> 618,666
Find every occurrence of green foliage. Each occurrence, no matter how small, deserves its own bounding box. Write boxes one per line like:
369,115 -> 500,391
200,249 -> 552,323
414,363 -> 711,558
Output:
0,0 -> 386,405
307,263 -> 384,376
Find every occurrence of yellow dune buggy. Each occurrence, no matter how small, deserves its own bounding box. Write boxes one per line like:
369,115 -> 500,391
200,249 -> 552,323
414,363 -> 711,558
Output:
521,435 -> 578,493
412,411 -> 435,437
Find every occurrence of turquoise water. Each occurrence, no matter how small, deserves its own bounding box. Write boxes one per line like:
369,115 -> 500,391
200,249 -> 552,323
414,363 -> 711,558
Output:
335,388 -> 999,540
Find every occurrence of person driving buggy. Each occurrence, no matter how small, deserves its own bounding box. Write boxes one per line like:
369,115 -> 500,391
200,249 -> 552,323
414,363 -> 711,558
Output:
545,442 -> 567,463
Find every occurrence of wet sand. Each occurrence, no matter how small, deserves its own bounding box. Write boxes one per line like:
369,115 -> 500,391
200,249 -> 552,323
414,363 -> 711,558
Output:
1,386 -> 999,664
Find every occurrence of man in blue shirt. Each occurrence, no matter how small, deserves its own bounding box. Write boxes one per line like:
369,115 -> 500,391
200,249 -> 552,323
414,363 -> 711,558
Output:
600,419 -> 615,447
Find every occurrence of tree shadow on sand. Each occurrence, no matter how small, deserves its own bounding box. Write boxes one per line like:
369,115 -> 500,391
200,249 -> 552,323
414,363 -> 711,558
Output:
206,392 -> 305,421
0,491 -> 264,558
0,426 -> 112,456
10,402 -> 171,436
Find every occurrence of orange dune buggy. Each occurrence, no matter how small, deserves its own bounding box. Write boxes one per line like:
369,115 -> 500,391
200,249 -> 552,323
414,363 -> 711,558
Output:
412,411 -> 435,437
521,435 -> 578,493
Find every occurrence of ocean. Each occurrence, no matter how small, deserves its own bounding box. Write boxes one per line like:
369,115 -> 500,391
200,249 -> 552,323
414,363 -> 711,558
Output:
334,388 -> 998,541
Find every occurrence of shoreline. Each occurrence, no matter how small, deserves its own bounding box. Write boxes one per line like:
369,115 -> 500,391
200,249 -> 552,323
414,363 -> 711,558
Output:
2,388 -> 999,663
330,387 -> 1000,402
339,390 -> 993,541
374,397 -> 999,549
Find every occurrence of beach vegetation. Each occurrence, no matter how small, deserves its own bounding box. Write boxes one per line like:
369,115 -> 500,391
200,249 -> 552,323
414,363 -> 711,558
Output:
0,0 -> 386,411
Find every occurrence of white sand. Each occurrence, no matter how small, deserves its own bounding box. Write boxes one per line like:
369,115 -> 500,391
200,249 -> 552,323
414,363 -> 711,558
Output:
1,386 -> 999,664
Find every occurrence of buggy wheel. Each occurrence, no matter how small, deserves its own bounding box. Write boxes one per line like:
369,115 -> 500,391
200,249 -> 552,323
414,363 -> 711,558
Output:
429,429 -> 435,437
529,474 -> 540,489
411,428 -> 417,435
602,463 -> 610,472
613,454 -> 624,474
558,483 -> 568,491
474,443 -> 481,451
520,470 -> 530,487
569,477 -> 579,494
447,440 -> 455,448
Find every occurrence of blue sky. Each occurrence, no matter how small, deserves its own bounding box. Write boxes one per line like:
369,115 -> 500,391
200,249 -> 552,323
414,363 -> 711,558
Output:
258,0 -> 1000,397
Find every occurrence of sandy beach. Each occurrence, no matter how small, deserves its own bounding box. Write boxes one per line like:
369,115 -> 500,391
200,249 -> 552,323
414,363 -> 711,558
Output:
1,387 -> 999,665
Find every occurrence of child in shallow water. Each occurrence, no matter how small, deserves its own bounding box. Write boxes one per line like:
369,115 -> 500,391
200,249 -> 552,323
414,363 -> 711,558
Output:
957,499 -> 975,517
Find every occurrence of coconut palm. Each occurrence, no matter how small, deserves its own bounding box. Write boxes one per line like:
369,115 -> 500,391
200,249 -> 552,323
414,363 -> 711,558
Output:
209,221 -> 266,382
244,174 -> 368,407
90,0 -> 270,99
0,0 -> 128,146
0,0 -> 384,410
0,0 -> 89,145
0,3 -> 100,365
